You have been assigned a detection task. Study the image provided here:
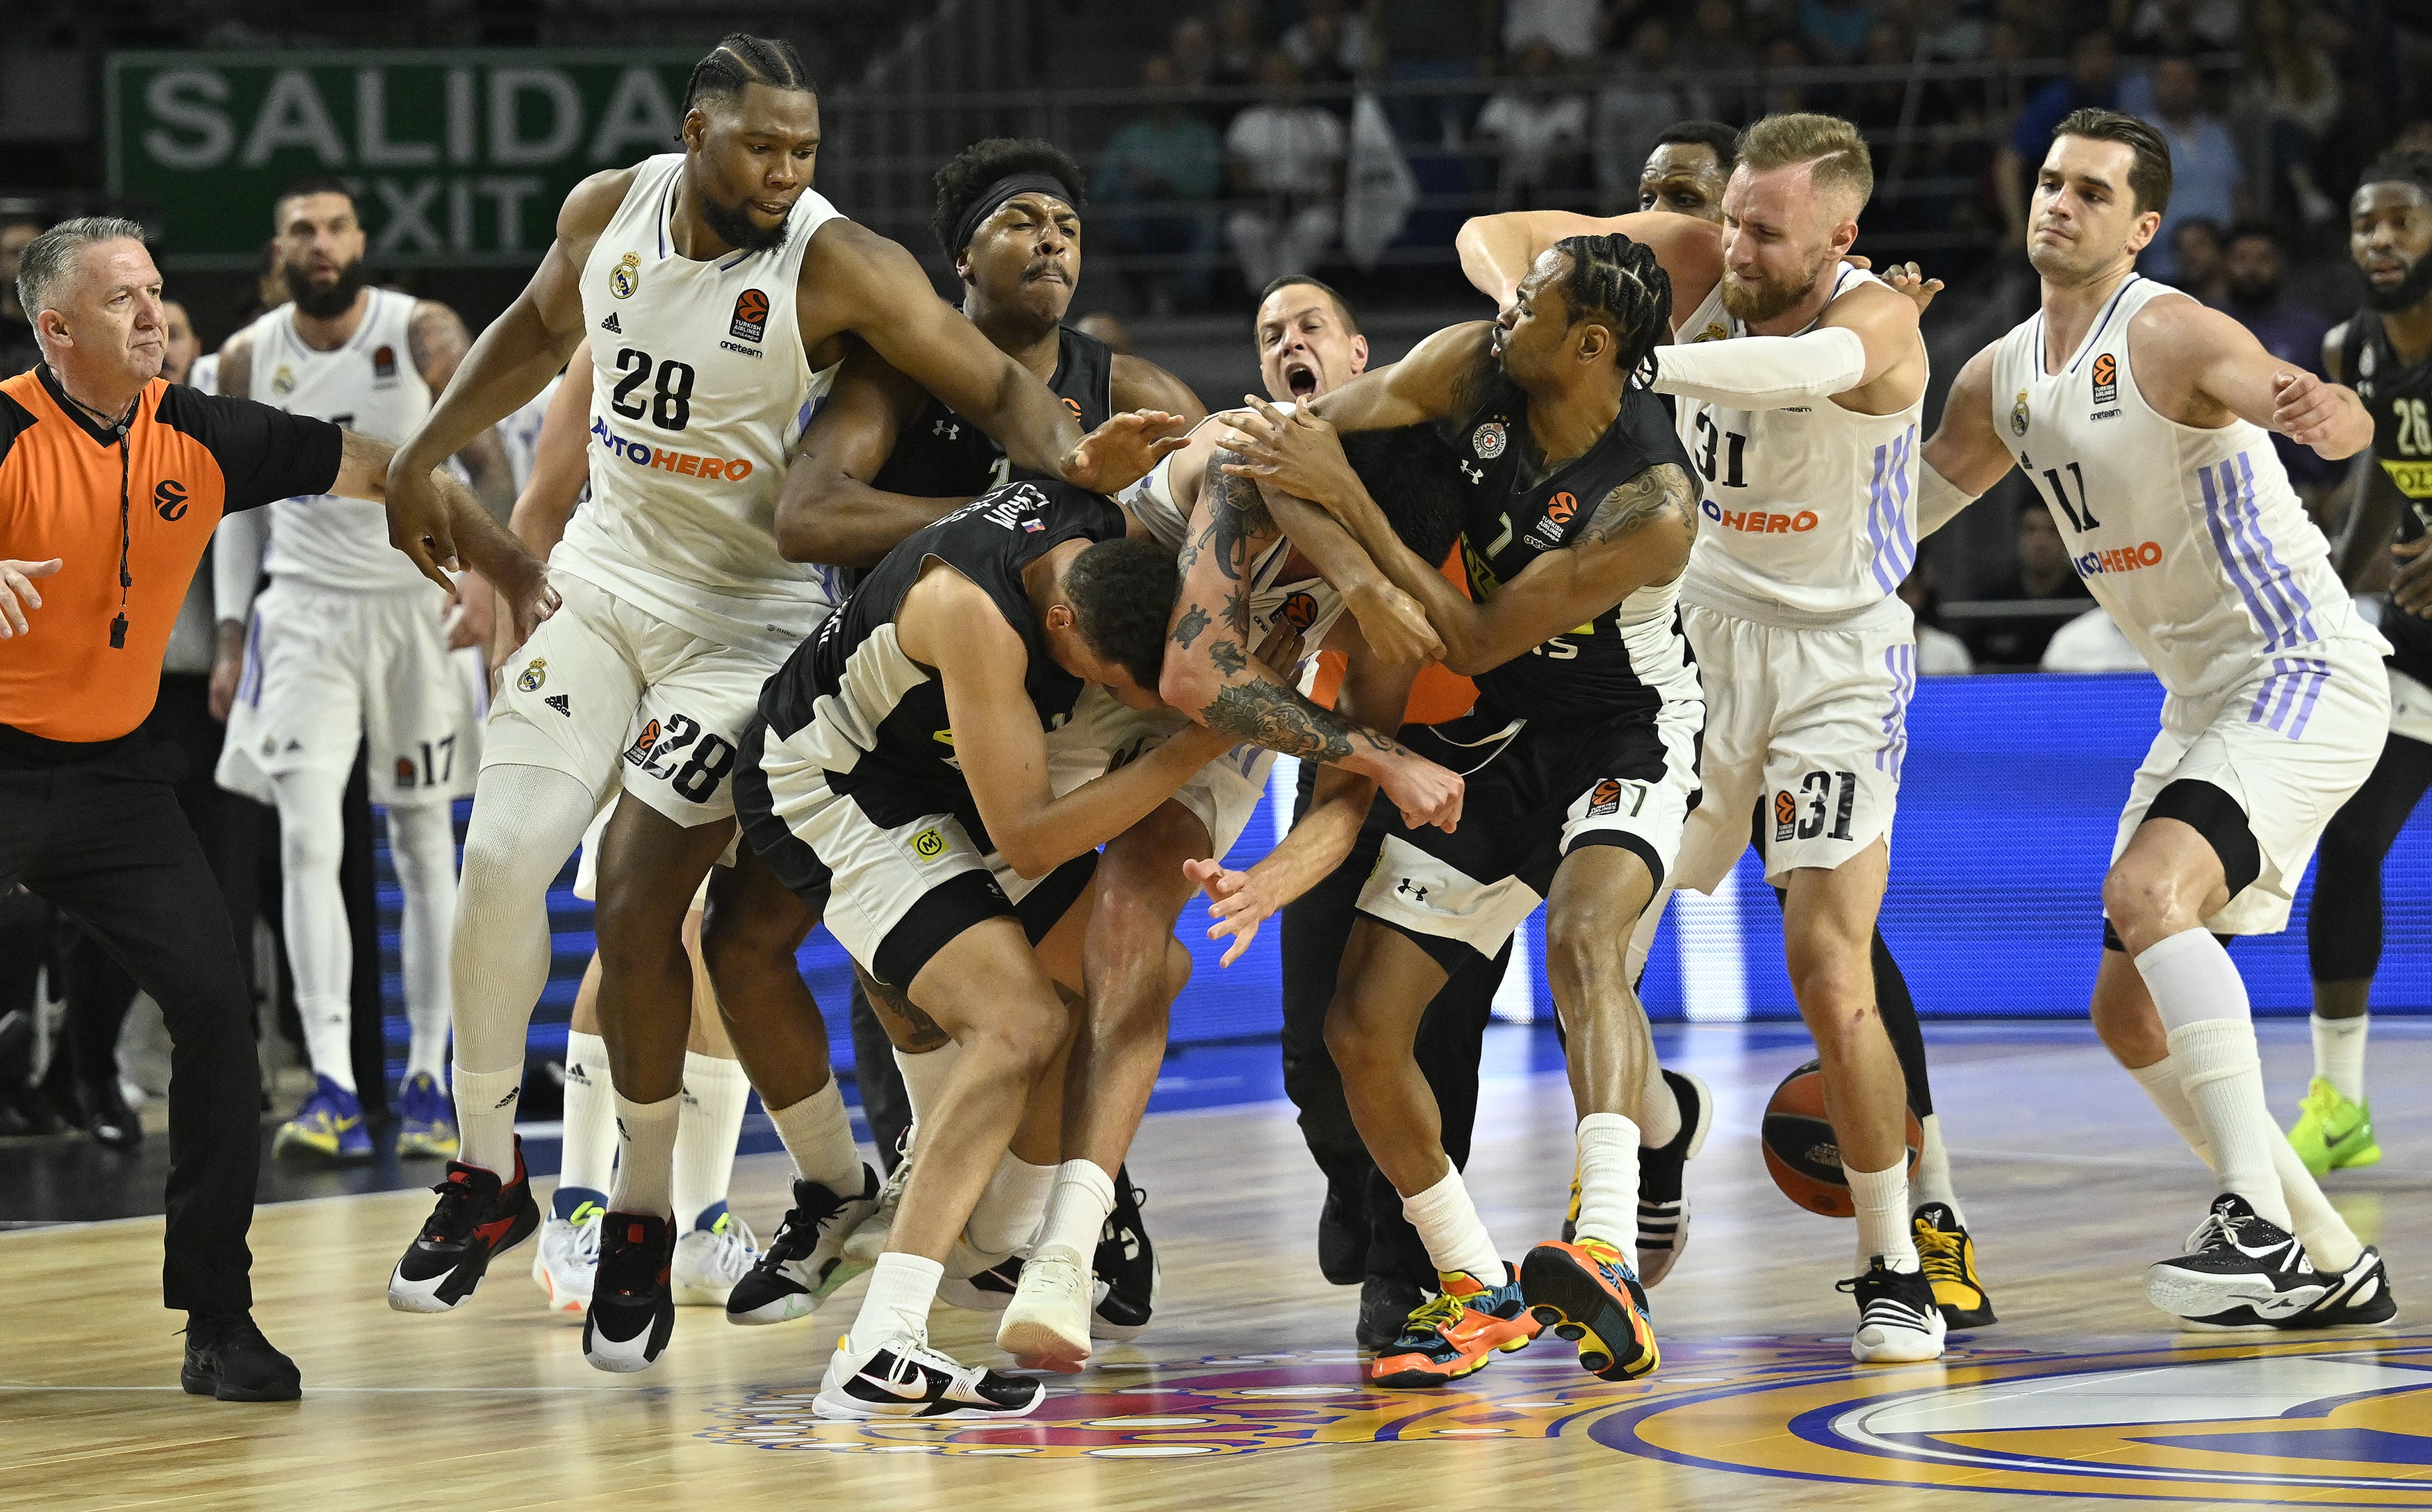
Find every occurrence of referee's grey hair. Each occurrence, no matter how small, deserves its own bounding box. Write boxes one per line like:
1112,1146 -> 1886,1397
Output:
15,216 -> 149,335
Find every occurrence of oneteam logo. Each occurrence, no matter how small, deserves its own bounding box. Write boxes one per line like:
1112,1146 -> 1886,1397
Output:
591,418 -> 755,482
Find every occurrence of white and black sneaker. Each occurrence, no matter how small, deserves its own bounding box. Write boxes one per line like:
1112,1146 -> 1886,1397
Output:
1636,1069 -> 1712,1288
841,1131 -> 914,1268
2146,1194 -> 2333,1326
725,1167 -> 882,1326
1090,1167 -> 1159,1342
812,1331 -> 1044,1421
1841,1256 -> 1948,1363
939,1251 -> 1024,1312
2178,1242 -> 2397,1331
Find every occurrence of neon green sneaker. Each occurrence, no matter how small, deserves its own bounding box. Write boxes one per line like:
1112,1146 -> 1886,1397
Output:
2287,1077 -> 2381,1177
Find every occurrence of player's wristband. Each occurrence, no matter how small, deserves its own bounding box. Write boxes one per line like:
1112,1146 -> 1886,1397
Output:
1650,327 -> 1868,410
1916,461 -> 1981,539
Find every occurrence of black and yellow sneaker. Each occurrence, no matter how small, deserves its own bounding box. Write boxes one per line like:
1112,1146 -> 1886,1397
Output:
1914,1201 -> 1996,1329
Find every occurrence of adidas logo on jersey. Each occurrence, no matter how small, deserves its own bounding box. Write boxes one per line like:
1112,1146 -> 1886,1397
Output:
545,693 -> 571,717
599,313 -> 623,334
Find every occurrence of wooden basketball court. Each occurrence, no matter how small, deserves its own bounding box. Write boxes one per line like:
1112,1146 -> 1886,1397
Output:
6,1019 -> 2425,1512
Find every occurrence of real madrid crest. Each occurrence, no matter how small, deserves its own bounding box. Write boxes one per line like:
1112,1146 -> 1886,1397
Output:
270,365 -> 296,397
609,252 -> 641,300
1696,322 -> 1728,343
2010,389 -> 2030,436
1471,420 -> 1507,460
516,658 -> 547,693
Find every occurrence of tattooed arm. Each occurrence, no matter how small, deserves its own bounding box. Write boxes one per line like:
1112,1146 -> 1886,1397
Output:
1158,463 -> 1464,830
1307,458 -> 1699,677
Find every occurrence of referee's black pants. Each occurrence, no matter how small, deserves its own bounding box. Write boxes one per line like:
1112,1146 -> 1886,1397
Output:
0,725 -> 258,1315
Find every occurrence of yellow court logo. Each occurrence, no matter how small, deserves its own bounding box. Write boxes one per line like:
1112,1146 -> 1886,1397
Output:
907,827 -> 946,862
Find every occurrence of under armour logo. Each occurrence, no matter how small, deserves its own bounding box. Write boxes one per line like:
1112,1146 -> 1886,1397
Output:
1395,878 -> 1429,904
1459,461 -> 1484,484
934,419 -> 961,441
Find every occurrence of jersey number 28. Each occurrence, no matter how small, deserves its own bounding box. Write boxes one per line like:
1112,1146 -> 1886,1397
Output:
609,347 -> 696,432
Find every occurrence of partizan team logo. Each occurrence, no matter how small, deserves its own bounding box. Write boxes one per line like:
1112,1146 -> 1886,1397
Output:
702,1332 -> 2432,1496
610,251 -> 642,299
1472,420 -> 1507,460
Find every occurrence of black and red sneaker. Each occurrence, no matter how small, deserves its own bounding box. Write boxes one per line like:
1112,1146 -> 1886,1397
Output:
583,1211 -> 677,1373
387,1137 -> 541,1313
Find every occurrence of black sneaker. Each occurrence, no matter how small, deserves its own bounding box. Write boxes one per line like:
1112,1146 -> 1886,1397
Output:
386,1137 -> 541,1313
1636,1069 -> 1712,1288
1356,1270 -> 1423,1353
1092,1167 -> 1159,1340
2146,1194 -> 2331,1327
584,1211 -> 677,1372
181,1312 -> 302,1401
80,1077 -> 142,1151
1318,1178 -> 1365,1285
725,1167 -> 881,1326
1840,1257 -> 1947,1363
813,1331 -> 1043,1421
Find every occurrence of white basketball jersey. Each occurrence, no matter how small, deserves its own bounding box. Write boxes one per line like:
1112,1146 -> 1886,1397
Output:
1672,265 -> 1924,618
1990,274 -> 2382,700
1670,276 -> 1729,348
247,288 -> 433,593
557,154 -> 842,655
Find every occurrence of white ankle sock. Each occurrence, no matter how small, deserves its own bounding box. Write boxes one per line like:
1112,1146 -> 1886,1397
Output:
555,1032 -> 616,1216
297,995 -> 354,1091
851,1252 -> 943,1347
1572,1112 -> 1641,1254
452,1061 -> 524,1174
1913,1112 -> 1962,1223
1846,1158 -> 1919,1274
1401,1167 -> 1503,1281
967,1156 -> 1058,1257
607,1091 -> 680,1219
673,1051 -> 750,1231
1034,1159 -> 1117,1262
1635,1062 -> 1682,1147
770,1076 -> 866,1195
2168,1019 -> 2292,1229
894,1042 -> 961,1124
2310,1012 -> 2369,1102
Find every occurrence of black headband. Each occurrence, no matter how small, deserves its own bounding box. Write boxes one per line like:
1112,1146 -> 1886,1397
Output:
951,173 -> 1080,258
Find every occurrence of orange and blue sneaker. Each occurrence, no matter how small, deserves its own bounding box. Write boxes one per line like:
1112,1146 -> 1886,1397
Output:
272,1074 -> 372,1162
1520,1238 -> 1661,1381
1367,1264 -> 1540,1388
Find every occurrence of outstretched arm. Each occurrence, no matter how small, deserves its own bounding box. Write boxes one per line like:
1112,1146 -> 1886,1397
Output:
1650,280 -> 1917,412
1916,340 -> 2014,538
774,344 -> 970,567
1456,209 -> 1723,324
334,432 -> 557,644
2135,297 -> 2374,460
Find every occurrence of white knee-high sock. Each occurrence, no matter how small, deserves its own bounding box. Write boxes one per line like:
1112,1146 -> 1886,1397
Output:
769,1077 -> 865,1194
672,1051 -> 750,1232
2135,929 -> 2289,1228
450,766 -> 597,1173
271,769 -> 354,1090
1402,1167 -> 1504,1281
607,1091 -> 680,1219
894,1042 -> 960,1126
1913,1112 -> 1963,1222
451,1062 -> 525,1176
1848,1159 -> 1920,1274
1034,1159 -> 1117,1262
967,1155 -> 1058,1257
555,1028 -> 616,1218
2311,1013 -> 2369,1101
386,803 -> 459,1083
2129,1053 -> 2359,1267
1572,1113 -> 1641,1254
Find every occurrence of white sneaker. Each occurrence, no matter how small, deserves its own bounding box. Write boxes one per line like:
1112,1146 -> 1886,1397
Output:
813,1331 -> 1044,1421
841,1130 -> 914,1268
531,1206 -> 602,1318
998,1244 -> 1093,1372
725,1167 -> 882,1325
671,1213 -> 759,1307
1844,1257 -> 1948,1363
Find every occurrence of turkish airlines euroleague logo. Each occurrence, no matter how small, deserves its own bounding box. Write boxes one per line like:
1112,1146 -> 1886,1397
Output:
1279,591 -> 1320,634
2091,352 -> 2119,405
730,288 -> 769,343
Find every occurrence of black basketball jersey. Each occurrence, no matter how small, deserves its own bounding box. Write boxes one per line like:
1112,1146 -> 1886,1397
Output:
871,326 -> 1117,500
759,479 -> 1127,832
2344,309 -> 2432,680
1443,372 -> 1698,719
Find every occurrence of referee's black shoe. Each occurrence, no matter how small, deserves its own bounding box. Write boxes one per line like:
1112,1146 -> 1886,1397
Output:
181,1313 -> 301,1401
388,1137 -> 541,1313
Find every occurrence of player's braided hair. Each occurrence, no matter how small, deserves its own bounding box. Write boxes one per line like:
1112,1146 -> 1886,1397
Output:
1549,233 -> 1672,382
2361,149 -> 2432,197
681,33 -> 814,118
931,138 -> 1089,258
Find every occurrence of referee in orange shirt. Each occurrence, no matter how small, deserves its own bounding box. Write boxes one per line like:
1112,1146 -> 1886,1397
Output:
0,219 -> 553,1399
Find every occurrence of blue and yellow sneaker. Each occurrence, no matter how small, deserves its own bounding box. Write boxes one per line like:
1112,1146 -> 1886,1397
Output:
1520,1238 -> 1661,1381
394,1070 -> 458,1160
1368,1263 -> 1540,1388
273,1074 -> 372,1162
2287,1078 -> 2381,1178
